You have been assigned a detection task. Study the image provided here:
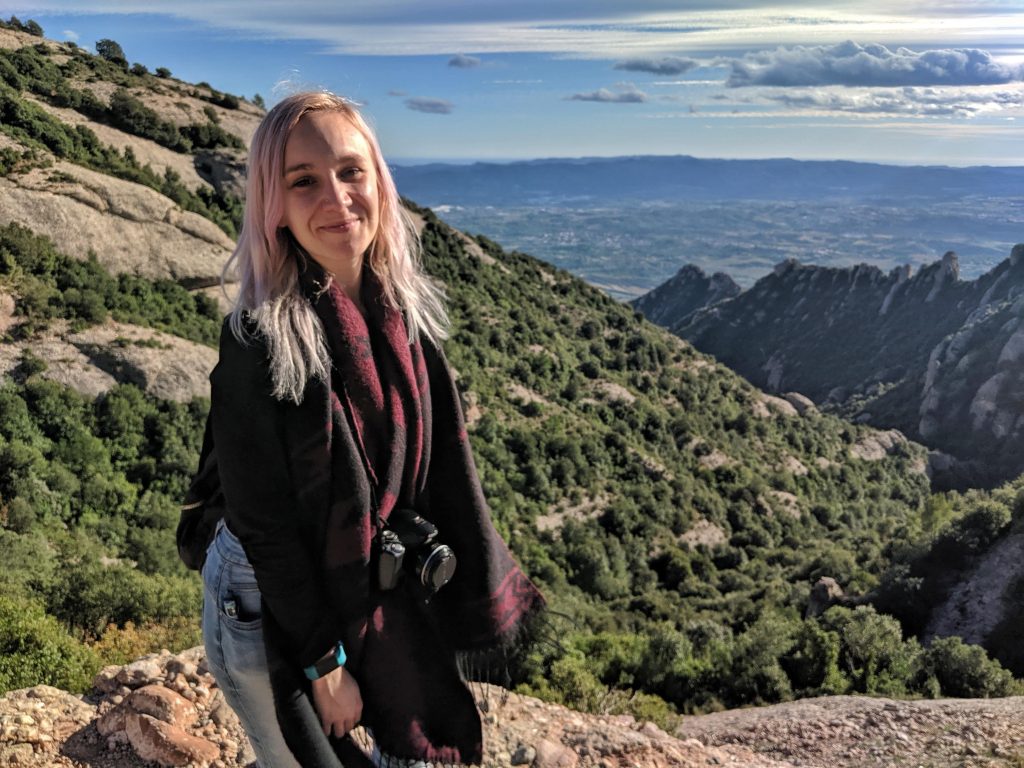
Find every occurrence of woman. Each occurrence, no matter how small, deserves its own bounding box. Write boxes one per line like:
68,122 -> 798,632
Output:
200,91 -> 545,767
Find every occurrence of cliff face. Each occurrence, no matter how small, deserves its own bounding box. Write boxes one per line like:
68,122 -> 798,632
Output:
651,245 -> 1024,486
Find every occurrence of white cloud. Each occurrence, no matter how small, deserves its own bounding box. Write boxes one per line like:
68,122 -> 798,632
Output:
405,97 -> 454,114
614,56 -> 699,76
18,3 -> 1024,57
736,84 -> 1024,117
726,41 -> 1024,87
62,29 -> 79,41
567,81 -> 648,103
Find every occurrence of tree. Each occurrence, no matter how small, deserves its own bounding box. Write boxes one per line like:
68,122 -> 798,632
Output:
155,66 -> 171,78
95,38 -> 127,66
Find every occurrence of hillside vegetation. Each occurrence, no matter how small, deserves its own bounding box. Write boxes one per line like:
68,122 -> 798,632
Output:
0,17 -> 1020,729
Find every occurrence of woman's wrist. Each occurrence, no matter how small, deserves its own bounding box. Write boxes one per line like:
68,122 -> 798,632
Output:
304,641 -> 347,680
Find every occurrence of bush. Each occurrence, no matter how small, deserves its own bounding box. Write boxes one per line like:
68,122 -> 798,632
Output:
90,617 -> 201,667
0,594 -> 99,693
926,636 -> 1021,697
821,606 -> 921,696
783,619 -> 848,695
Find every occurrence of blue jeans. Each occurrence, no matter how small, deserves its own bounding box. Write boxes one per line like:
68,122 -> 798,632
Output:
203,522 -> 429,768
202,522 -> 301,768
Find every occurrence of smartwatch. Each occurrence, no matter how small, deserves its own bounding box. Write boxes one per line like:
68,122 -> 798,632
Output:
304,641 -> 347,681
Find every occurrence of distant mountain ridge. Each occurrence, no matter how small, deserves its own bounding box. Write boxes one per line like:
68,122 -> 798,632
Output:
392,155 -> 1024,207
640,244 -> 1024,487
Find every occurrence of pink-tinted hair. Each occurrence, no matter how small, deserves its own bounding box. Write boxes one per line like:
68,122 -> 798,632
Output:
224,91 -> 448,403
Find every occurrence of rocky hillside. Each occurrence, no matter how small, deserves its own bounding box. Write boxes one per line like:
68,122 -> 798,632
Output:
630,264 -> 740,328
4,646 -> 1024,768
643,246 -> 1024,488
0,25 -> 260,285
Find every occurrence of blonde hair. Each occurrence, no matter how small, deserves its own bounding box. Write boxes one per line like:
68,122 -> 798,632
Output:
224,91 -> 449,403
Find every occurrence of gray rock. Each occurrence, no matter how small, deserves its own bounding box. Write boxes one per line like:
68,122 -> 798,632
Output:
0,162 -> 232,285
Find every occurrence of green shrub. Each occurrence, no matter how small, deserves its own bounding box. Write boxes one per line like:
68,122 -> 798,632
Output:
0,594 -> 99,693
821,606 -> 921,696
926,636 -> 1022,697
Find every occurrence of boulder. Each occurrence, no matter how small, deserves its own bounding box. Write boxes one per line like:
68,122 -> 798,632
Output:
783,392 -> 816,415
124,711 -> 219,767
807,576 -> 845,618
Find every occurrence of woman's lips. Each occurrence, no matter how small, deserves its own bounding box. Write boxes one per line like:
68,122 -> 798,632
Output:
321,218 -> 359,232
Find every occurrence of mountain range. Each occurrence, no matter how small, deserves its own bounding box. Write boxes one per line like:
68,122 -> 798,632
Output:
392,156 -> 1024,207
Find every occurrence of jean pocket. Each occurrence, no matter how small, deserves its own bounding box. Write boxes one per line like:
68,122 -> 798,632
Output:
221,577 -> 262,630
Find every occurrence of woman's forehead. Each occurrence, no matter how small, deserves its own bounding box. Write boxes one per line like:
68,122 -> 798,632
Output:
284,111 -> 372,166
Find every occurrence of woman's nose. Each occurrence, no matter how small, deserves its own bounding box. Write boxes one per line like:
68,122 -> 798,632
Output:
321,177 -> 351,208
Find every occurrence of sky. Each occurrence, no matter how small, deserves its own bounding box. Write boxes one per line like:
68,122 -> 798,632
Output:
7,1 -> 1024,166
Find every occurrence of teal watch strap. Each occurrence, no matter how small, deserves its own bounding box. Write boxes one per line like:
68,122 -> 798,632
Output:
304,641 -> 347,681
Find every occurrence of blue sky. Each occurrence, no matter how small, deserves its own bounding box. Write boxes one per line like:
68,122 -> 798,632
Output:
8,2 -> 1024,165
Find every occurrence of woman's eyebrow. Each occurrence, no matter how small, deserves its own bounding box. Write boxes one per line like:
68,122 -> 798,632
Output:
284,154 -> 365,175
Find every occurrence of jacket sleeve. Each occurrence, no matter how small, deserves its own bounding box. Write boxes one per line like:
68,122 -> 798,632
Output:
210,320 -> 339,668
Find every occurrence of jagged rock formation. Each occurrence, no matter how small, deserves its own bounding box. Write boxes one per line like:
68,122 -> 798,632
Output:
631,264 -> 740,328
0,647 -> 796,768
651,245 -> 1024,487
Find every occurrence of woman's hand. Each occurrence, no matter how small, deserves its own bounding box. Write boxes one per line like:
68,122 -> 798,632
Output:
311,666 -> 363,738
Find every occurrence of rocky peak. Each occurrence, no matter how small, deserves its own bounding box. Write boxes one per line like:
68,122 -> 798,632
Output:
925,251 -> 959,302
631,264 -> 740,328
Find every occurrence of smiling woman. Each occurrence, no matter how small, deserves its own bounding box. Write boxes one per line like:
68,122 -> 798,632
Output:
281,113 -> 380,300
191,91 -> 546,768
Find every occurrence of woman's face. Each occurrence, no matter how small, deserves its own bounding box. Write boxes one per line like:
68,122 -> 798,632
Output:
280,111 -> 379,276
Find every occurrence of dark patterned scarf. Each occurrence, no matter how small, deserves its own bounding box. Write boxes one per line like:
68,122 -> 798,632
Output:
267,258 -> 545,766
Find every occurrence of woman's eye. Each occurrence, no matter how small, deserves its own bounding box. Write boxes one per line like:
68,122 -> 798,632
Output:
291,176 -> 314,188
340,167 -> 363,180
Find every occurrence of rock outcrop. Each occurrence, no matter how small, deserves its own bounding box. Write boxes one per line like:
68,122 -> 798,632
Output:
0,319 -> 218,402
0,160 -> 233,286
0,647 -> 796,768
4,647 -> 1024,768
